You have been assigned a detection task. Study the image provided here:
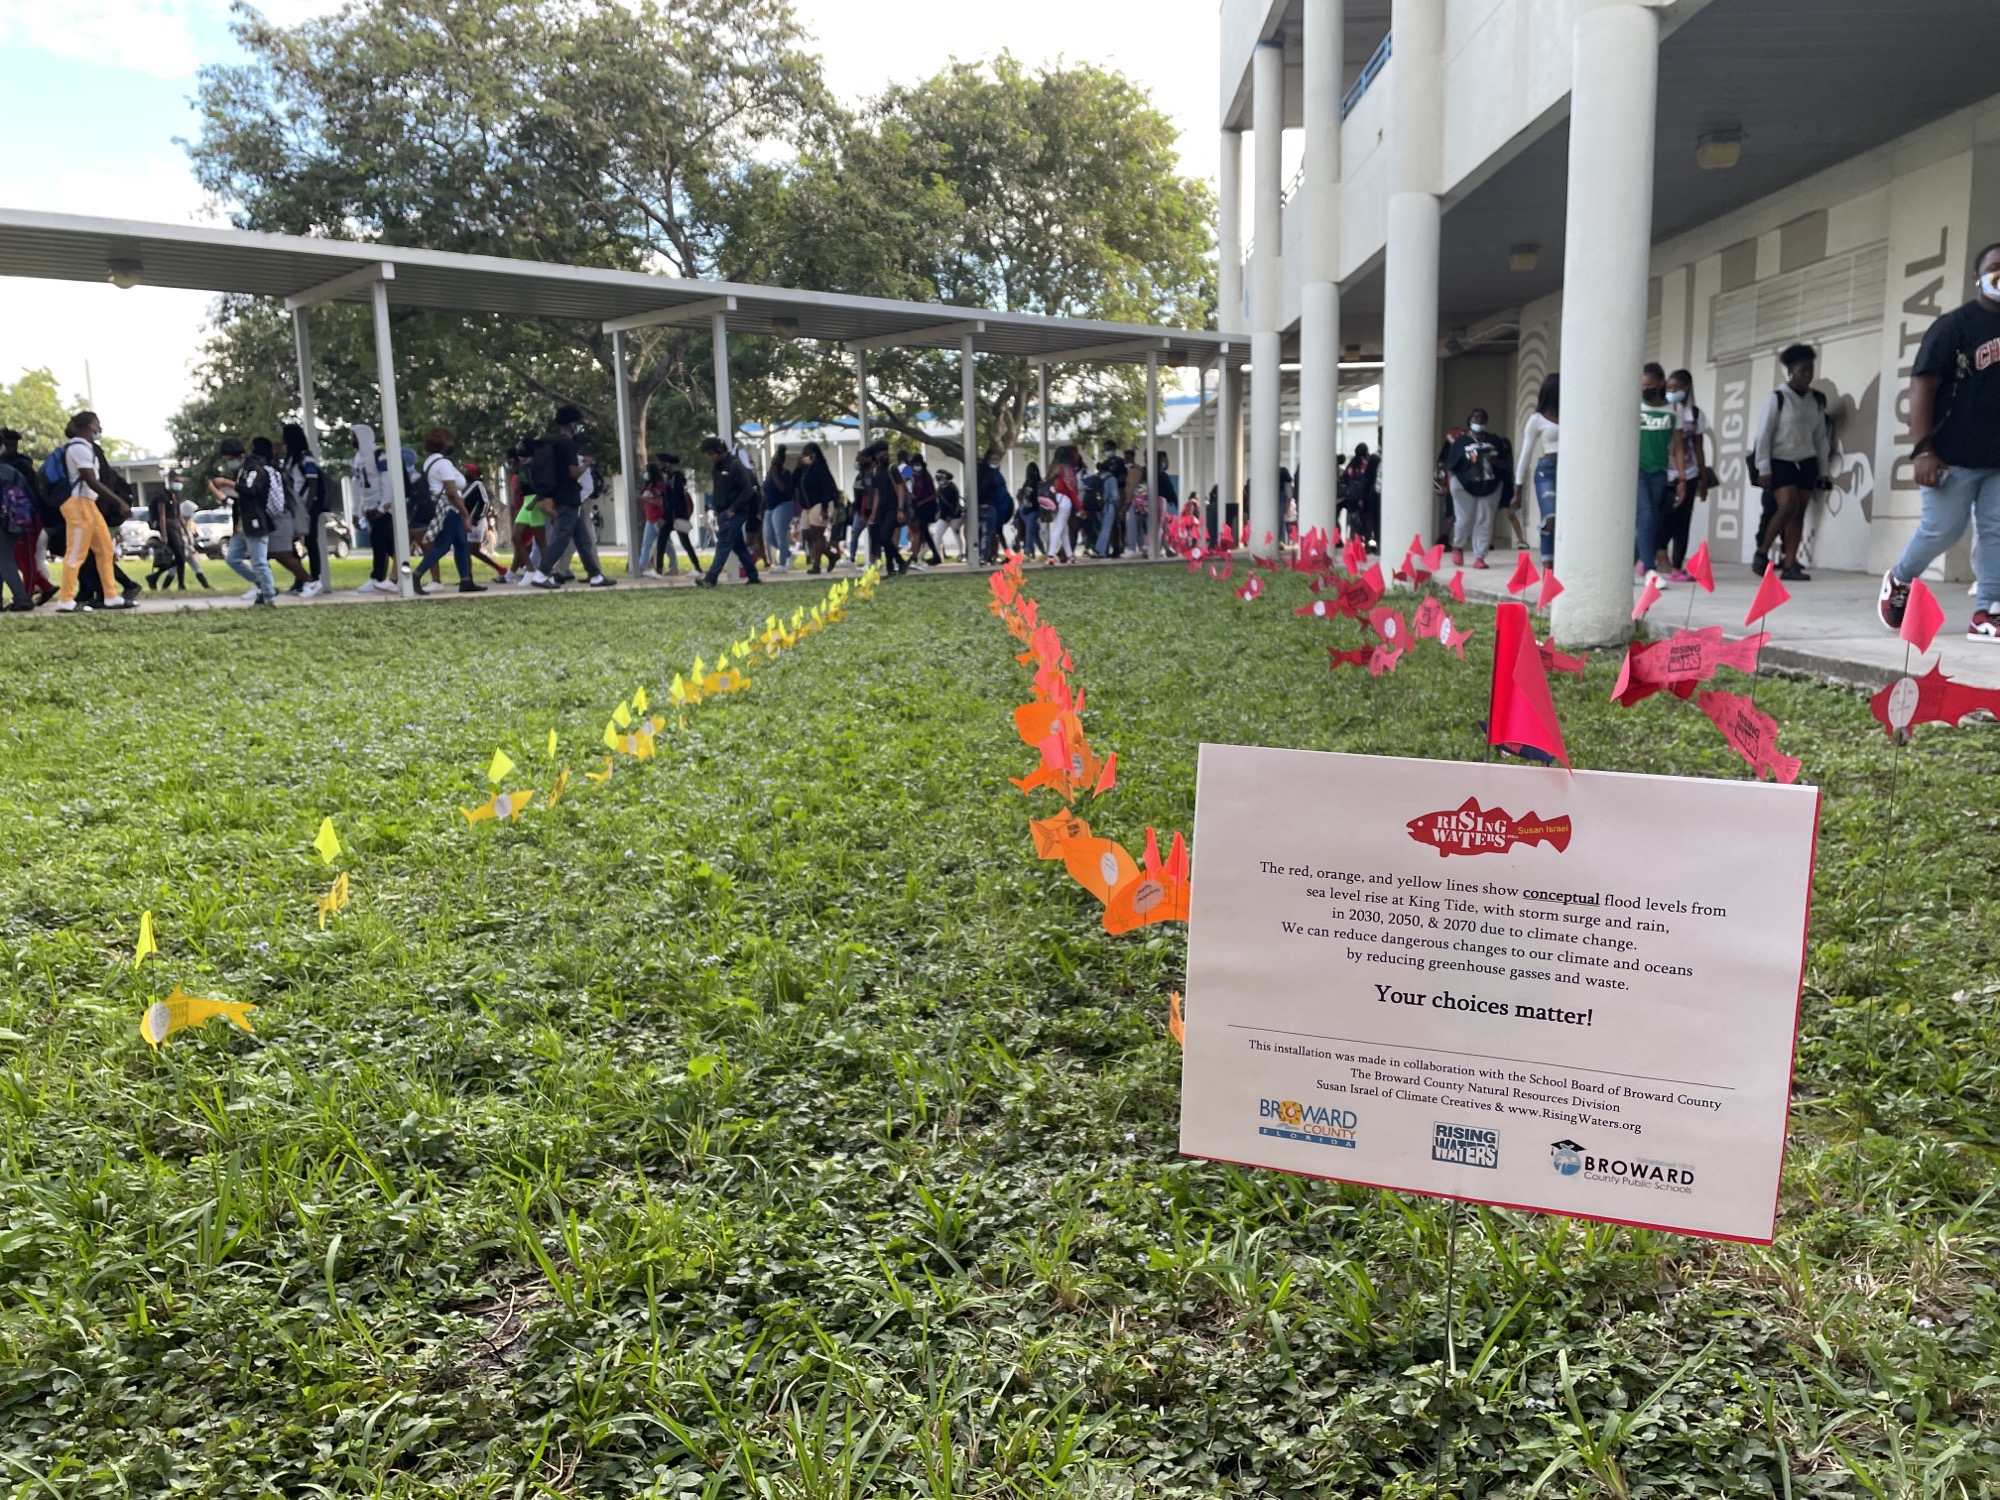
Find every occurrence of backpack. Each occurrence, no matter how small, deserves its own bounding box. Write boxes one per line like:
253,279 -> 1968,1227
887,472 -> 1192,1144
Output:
529,442 -> 561,497
404,452 -> 436,528
0,461 -> 33,533
236,464 -> 278,538
41,447 -> 67,492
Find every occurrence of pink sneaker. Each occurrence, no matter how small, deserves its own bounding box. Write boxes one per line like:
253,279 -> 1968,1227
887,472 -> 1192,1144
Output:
1669,569 -> 1693,583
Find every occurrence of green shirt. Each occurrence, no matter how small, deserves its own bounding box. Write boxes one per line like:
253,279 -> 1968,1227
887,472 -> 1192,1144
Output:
1638,402 -> 1674,474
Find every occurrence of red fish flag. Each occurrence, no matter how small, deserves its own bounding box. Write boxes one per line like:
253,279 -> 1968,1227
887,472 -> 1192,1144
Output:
1536,569 -> 1565,609
1448,570 -> 1466,602
1489,601 -> 1570,767
1869,663 -> 2000,740
1901,577 -> 1946,655
1685,540 -> 1715,593
1632,573 -> 1663,620
1507,553 -> 1540,595
1745,560 -> 1792,626
1696,690 -> 1802,783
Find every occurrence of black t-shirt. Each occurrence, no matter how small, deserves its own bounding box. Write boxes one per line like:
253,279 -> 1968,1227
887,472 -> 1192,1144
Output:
1913,300 -> 2000,468
548,435 -> 582,507
868,468 -> 900,527
1442,432 -> 1503,497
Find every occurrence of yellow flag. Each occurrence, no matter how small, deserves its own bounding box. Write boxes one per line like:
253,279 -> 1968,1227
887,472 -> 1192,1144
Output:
546,766 -> 572,809
586,757 -> 614,785
603,720 -> 621,751
134,910 -> 157,967
692,655 -> 705,679
140,985 -> 257,1049
546,729 -> 558,758
633,685 -> 649,715
462,789 -> 533,824
316,871 -> 351,930
312,817 -> 342,866
488,748 -> 516,784
612,701 -> 634,729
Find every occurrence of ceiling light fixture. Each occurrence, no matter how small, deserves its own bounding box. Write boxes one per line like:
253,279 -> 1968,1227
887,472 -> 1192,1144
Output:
1508,244 -> 1539,272
1696,128 -> 1742,171
107,259 -> 144,289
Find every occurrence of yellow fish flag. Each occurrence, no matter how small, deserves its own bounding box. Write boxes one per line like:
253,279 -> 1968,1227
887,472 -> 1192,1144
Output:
633,685 -> 650,715
134,911 -> 158,967
141,985 -> 257,1049
317,871 -> 351,929
313,817 -> 342,866
463,789 -> 534,824
585,757 -> 614,785
488,748 -> 516,784
669,672 -> 698,708
546,766 -> 572,809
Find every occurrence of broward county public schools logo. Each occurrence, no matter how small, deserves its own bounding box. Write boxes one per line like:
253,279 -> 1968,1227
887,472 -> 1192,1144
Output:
1259,1098 -> 1358,1149
1432,1122 -> 1499,1168
1550,1139 -> 1696,1193
1407,797 -> 1572,858
1550,1139 -> 1584,1176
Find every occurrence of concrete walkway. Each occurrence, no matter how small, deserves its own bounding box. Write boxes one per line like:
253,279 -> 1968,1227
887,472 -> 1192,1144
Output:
1451,549 -> 2000,690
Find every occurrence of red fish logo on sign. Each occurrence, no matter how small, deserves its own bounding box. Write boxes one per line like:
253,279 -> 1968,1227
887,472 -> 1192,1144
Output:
1406,797 -> 1573,857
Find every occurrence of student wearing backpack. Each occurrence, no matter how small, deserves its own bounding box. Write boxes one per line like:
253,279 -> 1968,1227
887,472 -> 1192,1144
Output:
212,436 -> 280,607
51,412 -> 132,612
1440,408 -> 1504,568
406,427 -> 488,595
933,466 -> 964,563
1751,344 -> 1833,583
529,405 -> 613,589
797,443 -> 837,575
0,441 -> 35,611
907,454 -> 941,566
348,422 -> 402,594
280,424 -> 333,597
761,443 -> 798,571
696,435 -> 761,587
0,428 -> 50,609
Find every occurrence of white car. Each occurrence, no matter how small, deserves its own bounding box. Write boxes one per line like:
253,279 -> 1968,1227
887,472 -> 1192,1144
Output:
192,508 -> 233,556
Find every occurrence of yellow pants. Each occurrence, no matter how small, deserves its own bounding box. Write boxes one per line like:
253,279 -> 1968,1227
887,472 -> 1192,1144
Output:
58,494 -> 116,605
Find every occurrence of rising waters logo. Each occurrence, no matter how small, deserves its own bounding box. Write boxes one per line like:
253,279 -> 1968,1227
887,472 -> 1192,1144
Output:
1406,797 -> 1572,858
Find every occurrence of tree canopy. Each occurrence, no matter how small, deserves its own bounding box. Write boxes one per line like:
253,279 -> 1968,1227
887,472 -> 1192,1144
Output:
176,0 -> 1214,472
0,368 -> 79,460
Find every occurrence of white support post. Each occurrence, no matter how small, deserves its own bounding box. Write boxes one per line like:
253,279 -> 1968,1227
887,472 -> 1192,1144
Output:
1251,41 -> 1284,560
1145,351 -> 1160,555
368,278 -> 413,599
291,308 -> 322,460
1218,354 -> 1240,544
711,311 -> 733,448
1382,0 -> 1445,563
612,327 -> 639,577
1037,363 -> 1050,474
1552,0 -> 1661,646
1298,0 -> 1344,544
961,332 -> 978,565
1219,129 -> 1245,335
854,347 -> 870,452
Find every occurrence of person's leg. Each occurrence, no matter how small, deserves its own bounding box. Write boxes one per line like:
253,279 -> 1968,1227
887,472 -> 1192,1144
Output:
540,507 -> 578,579
1967,469 -> 2000,613
702,513 -> 739,584
1449,479 -> 1475,558
571,512 -> 604,579
369,517 -> 395,584
1666,486 -> 1695,570
1762,485 -> 1802,567
1890,464 -> 1976,587
1753,488 -> 1778,568
1472,493 -> 1495,563
0,527 -> 25,605
640,520 -> 660,573
1633,472 -> 1663,569
1535,457 -> 1557,566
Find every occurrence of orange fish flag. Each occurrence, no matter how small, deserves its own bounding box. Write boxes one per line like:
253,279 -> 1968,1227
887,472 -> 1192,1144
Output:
1167,991 -> 1185,1046
1507,553 -> 1540,595
1094,752 -> 1118,796
1536,569 -> 1565,609
1014,700 -> 1062,747
1632,573 -> 1663,620
1901,577 -> 1946,655
1030,811 -> 1090,859
1745,559 -> 1792,626
1685,540 -> 1715,593
1060,831 -> 1140,905
1489,601 -> 1569,767
1104,828 -> 1192,934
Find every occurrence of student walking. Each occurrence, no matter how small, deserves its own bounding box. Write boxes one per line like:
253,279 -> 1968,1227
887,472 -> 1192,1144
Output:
1879,242 -> 2000,642
1017,461 -> 1046,557
1,428 -> 55,606
907,454 -> 941,566
350,422 -> 403,594
861,442 -> 908,575
1516,376 -> 1559,568
408,428 -> 488,594
697,436 -> 761,587
657,453 -> 701,574
1636,363 -> 1676,580
933,467 -> 965,562
530,405 -> 614,589
53,413 -> 133,613
762,444 -> 798,570
1751,345 -> 1832,582
1048,446 -> 1079,565
798,443 -> 838,574
0,442 -> 35,610
1659,369 -> 1710,579
213,436 -> 279,608
1441,409 -> 1504,568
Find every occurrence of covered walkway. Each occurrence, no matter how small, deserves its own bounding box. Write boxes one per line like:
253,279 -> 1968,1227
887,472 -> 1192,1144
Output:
0,208 -> 1227,598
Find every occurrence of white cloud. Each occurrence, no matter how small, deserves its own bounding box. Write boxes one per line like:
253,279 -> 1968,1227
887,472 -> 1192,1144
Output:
1,0 -> 203,78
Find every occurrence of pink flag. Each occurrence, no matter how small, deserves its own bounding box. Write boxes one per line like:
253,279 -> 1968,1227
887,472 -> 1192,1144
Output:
1901,577 -> 1946,655
1489,602 -> 1570,767
1536,570 -> 1565,609
1744,561 -> 1792,626
1448,570 -> 1466,602
1632,574 -> 1663,620
1685,541 -> 1715,593
1506,553 -> 1540,595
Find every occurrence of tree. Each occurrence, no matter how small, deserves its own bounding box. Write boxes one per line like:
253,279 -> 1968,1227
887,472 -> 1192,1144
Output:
182,0 -> 828,465
721,56 -> 1217,462
0,367 -> 84,459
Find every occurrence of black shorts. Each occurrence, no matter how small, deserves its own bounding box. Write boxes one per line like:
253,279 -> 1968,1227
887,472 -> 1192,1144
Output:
1768,457 -> 1820,490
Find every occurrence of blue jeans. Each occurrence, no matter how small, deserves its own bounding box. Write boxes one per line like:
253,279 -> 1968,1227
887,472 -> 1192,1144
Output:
640,519 -> 662,570
763,499 -> 796,568
1533,455 -> 1557,564
1095,486 -> 1119,555
1019,507 -> 1040,556
1635,469 -> 1671,567
1893,463 -> 2000,609
415,509 -> 471,582
704,511 -> 759,584
226,532 -> 274,600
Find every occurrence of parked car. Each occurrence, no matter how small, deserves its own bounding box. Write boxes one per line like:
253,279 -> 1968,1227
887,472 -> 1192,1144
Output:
116,518 -> 157,558
192,508 -> 232,556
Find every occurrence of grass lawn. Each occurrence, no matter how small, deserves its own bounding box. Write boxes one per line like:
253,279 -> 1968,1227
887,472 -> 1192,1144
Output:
2,565 -> 1995,1498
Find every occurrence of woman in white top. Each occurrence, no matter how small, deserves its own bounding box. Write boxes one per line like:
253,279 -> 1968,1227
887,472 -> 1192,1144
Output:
1659,368 -> 1712,580
408,426 -> 489,595
1516,373 -> 1559,565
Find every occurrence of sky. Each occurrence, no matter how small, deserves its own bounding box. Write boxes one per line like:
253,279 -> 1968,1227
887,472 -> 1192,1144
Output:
0,0 -> 1217,454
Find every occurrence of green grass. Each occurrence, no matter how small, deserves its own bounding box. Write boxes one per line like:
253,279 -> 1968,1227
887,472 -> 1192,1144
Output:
2,566 -> 1995,1498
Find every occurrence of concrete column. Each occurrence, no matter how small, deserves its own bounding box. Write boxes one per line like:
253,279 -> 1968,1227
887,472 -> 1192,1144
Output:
1298,0 -> 1343,543
1037,363 -> 1050,474
291,308 -> 322,460
962,333 -> 978,565
612,327 -> 639,576
711,312 -> 734,450
1551,0 -> 1660,646
368,278 -> 413,599
1251,41 -> 1284,557
1217,353 -> 1240,542
1219,130 -> 1245,335
1144,352 -> 1161,553
854,348 -> 870,452
1381,0 -> 1445,561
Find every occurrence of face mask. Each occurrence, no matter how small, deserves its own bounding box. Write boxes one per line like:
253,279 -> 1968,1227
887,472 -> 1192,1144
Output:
1468,423 -> 1484,434
1667,390 -> 1688,404
222,459 -> 242,475
1980,272 -> 2000,300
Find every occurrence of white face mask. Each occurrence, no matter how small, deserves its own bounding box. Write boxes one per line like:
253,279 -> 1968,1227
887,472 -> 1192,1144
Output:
1667,389 -> 1688,404
1468,423 -> 1484,434
1979,271 -> 2000,301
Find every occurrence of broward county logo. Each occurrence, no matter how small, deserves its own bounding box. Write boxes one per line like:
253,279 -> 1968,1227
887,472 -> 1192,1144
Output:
1259,1098 -> 1358,1149
1407,797 -> 1573,858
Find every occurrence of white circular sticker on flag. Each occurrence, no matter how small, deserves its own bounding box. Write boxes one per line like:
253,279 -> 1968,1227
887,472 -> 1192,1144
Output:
1099,851 -> 1121,887
144,1002 -> 171,1045
1886,676 -> 1919,731
494,793 -> 514,820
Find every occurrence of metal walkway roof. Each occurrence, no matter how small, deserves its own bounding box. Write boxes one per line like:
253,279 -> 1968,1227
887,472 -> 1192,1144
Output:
0,208 -> 1229,365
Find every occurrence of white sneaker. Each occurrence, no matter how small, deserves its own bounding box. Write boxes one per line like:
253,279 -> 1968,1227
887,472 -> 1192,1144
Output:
524,570 -> 549,587
504,568 -> 522,584
54,599 -> 77,613
1646,569 -> 1671,593
301,580 -> 324,598
103,596 -> 135,610
641,568 -> 662,579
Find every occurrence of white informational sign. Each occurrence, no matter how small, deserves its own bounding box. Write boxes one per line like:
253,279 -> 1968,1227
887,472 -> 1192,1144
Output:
1179,746 -> 1820,1244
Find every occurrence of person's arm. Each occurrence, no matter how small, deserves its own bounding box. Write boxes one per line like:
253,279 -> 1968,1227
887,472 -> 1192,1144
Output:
1752,393 -> 1779,483
1909,374 -> 1946,485
71,448 -> 122,507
